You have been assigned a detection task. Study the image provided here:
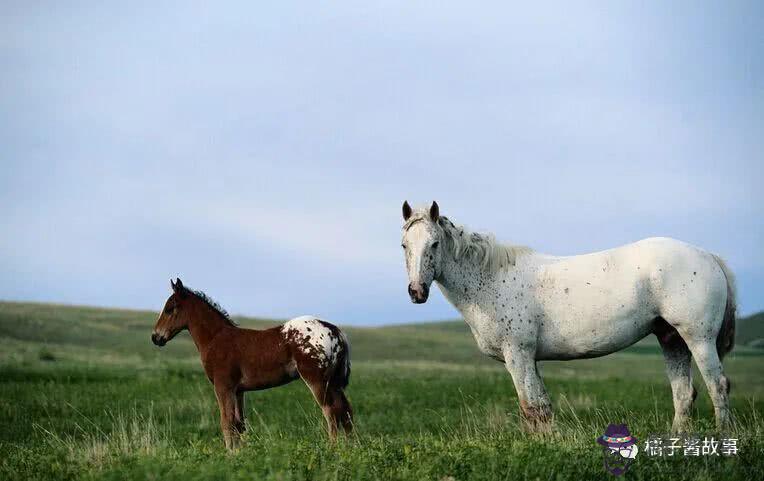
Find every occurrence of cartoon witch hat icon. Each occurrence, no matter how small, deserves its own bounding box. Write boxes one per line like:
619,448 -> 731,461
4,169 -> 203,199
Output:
597,424 -> 639,476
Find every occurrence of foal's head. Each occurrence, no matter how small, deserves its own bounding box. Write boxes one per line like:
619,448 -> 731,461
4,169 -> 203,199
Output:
151,278 -> 193,346
401,200 -> 443,304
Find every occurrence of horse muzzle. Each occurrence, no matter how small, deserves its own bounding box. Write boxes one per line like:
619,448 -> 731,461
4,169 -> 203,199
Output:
408,282 -> 430,304
151,333 -> 167,346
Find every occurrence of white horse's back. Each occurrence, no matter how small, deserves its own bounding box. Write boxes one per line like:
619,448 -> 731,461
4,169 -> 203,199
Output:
533,237 -> 729,360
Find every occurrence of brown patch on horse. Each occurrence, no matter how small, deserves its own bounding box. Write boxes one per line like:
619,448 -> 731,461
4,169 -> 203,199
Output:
151,281 -> 352,449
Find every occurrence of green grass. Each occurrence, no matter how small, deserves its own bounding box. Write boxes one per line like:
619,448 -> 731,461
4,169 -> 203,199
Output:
0,301 -> 762,480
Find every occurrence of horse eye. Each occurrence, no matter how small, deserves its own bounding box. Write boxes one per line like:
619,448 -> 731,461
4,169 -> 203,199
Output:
164,305 -> 175,314
432,241 -> 440,249
401,244 -> 407,249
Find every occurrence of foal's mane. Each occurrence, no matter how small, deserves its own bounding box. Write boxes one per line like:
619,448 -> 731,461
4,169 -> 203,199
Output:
186,288 -> 237,327
404,210 -> 532,273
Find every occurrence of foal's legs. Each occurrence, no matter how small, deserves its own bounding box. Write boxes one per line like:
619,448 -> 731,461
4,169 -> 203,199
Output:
333,389 -> 353,434
657,333 -> 696,432
302,378 -> 353,438
214,383 -> 240,450
234,391 -> 246,434
304,379 -> 339,439
503,343 -> 552,431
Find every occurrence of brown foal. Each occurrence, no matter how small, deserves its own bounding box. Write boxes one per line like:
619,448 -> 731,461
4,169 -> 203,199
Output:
151,278 -> 353,449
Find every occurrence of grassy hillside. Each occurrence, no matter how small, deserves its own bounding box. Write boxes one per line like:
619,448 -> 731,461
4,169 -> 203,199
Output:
0,301 -> 493,366
2,301 -> 761,366
737,312 -> 764,346
1,301 -> 763,481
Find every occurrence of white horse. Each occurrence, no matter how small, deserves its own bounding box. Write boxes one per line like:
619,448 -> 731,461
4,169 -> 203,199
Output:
400,201 -> 735,431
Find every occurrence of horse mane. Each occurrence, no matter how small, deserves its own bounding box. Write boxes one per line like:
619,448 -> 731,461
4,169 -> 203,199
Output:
404,210 -> 532,273
186,288 -> 237,327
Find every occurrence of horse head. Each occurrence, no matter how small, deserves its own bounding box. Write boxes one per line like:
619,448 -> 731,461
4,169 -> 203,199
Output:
401,200 -> 443,304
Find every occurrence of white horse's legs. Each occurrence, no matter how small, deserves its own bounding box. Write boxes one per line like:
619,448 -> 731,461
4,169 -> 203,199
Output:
657,335 -> 696,432
684,339 -> 731,429
503,344 -> 552,431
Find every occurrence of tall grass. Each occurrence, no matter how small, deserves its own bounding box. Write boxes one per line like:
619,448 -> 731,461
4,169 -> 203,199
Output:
35,405 -> 173,467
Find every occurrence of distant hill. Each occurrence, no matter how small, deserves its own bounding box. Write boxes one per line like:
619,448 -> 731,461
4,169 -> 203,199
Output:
0,302 -> 761,369
0,301 -> 492,366
738,311 -> 764,347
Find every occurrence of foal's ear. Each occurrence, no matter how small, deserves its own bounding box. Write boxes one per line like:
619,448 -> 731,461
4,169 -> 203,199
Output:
429,201 -> 439,222
402,200 -> 413,221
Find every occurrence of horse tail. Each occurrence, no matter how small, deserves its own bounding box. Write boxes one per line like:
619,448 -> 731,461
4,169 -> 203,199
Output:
712,254 -> 736,360
332,330 -> 351,389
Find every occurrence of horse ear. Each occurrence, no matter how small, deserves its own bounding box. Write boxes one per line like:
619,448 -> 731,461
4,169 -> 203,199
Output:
170,278 -> 176,291
429,201 -> 439,221
402,200 -> 413,221
172,277 -> 184,293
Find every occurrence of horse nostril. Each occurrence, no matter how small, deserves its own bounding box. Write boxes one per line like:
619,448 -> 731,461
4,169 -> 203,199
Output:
408,284 -> 416,296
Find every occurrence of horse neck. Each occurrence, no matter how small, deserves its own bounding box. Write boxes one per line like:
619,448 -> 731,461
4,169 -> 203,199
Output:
435,253 -> 496,311
185,302 -> 230,354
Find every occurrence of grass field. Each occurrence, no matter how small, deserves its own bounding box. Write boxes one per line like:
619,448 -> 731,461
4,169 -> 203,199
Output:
1,301 -> 763,480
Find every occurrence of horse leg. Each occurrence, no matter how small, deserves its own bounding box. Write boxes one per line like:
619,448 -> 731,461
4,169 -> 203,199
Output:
330,388 -> 353,435
234,390 -> 246,434
214,382 -> 239,450
303,378 -> 339,439
684,338 -> 731,429
503,344 -> 552,432
656,328 -> 696,432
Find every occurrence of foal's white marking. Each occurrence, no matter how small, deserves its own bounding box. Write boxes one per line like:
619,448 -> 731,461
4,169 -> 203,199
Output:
282,316 -> 340,366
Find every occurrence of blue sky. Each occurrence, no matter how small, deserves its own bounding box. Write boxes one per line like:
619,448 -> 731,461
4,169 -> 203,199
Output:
1,1 -> 762,325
